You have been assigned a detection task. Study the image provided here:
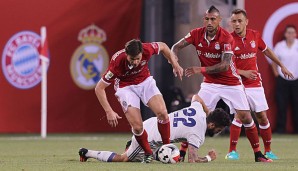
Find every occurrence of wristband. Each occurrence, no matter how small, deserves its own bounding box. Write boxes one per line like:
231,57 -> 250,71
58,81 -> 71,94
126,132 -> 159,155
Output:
205,155 -> 211,162
201,67 -> 206,74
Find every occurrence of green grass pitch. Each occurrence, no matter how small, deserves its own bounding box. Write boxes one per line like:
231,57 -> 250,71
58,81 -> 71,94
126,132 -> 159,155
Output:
0,134 -> 297,171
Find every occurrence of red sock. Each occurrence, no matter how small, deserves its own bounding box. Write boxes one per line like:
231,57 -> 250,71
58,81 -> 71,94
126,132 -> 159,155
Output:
229,119 -> 242,152
180,141 -> 188,152
259,122 -> 272,153
244,123 -> 260,152
134,129 -> 153,155
158,118 -> 170,144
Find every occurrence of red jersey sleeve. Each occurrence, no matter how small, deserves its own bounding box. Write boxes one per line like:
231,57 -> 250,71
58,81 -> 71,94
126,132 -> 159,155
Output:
143,42 -> 160,56
256,31 -> 267,52
101,50 -> 123,84
184,29 -> 196,45
101,61 -> 117,85
221,33 -> 234,54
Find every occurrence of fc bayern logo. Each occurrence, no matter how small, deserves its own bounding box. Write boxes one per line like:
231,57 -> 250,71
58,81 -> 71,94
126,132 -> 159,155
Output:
2,31 -> 45,89
70,25 -> 109,90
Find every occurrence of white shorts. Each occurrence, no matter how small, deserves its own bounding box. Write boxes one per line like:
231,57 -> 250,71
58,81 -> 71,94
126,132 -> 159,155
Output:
125,137 -> 160,162
115,76 -> 161,112
245,87 -> 269,112
198,83 -> 250,114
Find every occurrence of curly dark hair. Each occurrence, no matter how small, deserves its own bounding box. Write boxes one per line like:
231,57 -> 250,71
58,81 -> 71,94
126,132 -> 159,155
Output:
125,39 -> 143,58
206,108 -> 231,127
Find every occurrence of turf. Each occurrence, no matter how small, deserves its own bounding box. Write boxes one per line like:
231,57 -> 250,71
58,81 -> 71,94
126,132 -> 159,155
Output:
0,134 -> 297,171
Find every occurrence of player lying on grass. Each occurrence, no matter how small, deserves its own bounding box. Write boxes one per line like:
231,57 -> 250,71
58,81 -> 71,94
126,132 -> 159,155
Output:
79,95 -> 231,163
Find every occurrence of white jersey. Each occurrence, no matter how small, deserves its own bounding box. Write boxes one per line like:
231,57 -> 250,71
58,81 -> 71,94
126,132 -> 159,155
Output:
144,101 -> 207,148
126,101 -> 207,161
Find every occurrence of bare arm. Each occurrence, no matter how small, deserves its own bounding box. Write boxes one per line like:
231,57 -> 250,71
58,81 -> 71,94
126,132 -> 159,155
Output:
187,144 -> 216,163
158,42 -> 184,80
237,69 -> 258,80
191,95 -> 209,115
271,62 -> 279,77
95,80 -> 122,127
185,53 -> 232,77
263,48 -> 294,79
171,38 -> 191,60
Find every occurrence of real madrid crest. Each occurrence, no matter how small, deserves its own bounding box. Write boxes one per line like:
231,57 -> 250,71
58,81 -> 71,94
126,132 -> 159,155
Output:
250,41 -> 256,48
215,42 -> 220,50
70,25 -> 109,90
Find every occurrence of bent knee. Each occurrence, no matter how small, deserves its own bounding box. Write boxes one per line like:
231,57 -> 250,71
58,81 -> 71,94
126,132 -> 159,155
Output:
155,109 -> 168,120
237,111 -> 252,123
132,125 -> 144,135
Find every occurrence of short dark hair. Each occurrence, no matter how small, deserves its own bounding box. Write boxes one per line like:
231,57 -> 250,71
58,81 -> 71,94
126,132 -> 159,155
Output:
207,5 -> 220,15
125,39 -> 143,58
231,8 -> 247,18
207,108 -> 231,127
284,24 -> 297,33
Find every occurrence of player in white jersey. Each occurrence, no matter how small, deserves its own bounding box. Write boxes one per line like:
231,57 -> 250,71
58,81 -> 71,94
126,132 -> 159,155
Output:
78,95 -> 231,163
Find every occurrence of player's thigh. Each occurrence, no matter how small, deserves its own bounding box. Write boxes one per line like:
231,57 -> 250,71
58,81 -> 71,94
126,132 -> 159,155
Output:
198,83 -> 221,111
147,95 -> 167,116
141,76 -> 162,106
115,87 -> 140,113
221,85 -> 250,112
245,87 -> 268,113
112,153 -> 129,162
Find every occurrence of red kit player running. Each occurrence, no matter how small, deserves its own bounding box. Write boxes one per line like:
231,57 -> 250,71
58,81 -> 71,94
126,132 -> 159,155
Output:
95,39 -> 183,163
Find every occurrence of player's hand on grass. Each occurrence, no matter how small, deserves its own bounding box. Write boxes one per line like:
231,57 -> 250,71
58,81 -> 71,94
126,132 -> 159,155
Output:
185,66 -> 202,77
281,66 -> 294,79
106,110 -> 122,127
208,149 -> 216,161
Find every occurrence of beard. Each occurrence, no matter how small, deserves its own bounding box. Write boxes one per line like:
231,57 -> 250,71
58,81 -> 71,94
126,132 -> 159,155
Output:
206,128 -> 215,137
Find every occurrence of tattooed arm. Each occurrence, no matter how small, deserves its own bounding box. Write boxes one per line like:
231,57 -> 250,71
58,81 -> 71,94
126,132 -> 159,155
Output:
185,53 -> 232,77
188,144 -> 216,163
205,53 -> 232,74
171,38 -> 191,60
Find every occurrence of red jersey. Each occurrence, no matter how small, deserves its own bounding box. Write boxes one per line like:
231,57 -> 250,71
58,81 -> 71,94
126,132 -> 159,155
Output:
232,29 -> 267,87
184,27 -> 241,85
102,42 -> 159,88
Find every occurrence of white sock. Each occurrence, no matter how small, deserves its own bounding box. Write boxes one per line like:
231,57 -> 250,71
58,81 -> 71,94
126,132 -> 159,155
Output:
86,150 -> 116,162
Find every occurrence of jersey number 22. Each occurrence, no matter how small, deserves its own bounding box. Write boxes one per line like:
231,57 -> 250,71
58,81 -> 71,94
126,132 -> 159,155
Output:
173,107 -> 196,127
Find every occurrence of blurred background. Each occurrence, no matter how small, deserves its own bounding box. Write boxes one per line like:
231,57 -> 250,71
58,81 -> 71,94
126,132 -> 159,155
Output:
0,0 -> 297,134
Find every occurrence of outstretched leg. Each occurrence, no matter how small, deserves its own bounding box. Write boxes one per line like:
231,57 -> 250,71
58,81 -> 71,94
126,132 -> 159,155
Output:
79,148 -> 128,162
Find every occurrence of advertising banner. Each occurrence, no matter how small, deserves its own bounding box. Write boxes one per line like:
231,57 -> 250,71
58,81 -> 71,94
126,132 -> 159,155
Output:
0,0 -> 142,133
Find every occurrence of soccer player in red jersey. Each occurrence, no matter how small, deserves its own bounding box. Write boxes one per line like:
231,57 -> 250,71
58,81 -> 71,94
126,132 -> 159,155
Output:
172,5 -> 271,162
95,39 -> 183,163
226,9 -> 293,160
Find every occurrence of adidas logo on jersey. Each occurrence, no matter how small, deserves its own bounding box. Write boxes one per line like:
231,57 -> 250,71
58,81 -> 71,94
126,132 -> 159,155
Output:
198,43 -> 203,47
235,46 -> 240,51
